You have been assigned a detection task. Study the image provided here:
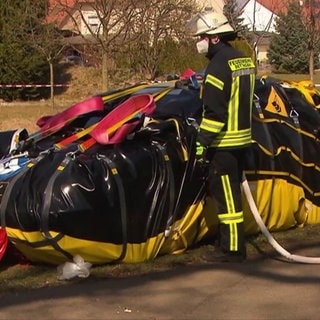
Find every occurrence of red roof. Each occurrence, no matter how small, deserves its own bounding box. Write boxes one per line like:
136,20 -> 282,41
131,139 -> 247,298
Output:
47,0 -> 92,26
47,0 -> 75,25
239,0 -> 293,15
256,0 -> 291,15
240,0 -> 320,25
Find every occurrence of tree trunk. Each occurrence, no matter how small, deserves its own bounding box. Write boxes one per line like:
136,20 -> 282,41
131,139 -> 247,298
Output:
49,61 -> 55,111
102,52 -> 109,92
309,48 -> 314,82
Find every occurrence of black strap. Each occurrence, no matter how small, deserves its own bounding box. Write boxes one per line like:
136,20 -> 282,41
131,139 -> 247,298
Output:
253,96 -> 278,227
164,125 -> 196,237
144,144 -> 165,238
0,166 -> 28,228
40,155 -> 73,260
99,155 -> 128,262
147,142 -> 175,238
253,96 -> 276,168
8,233 -> 65,248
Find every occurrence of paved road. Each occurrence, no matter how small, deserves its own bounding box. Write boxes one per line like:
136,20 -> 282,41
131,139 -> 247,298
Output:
1,242 -> 320,320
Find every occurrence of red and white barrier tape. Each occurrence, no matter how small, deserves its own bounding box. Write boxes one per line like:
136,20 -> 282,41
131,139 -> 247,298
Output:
0,84 -> 69,88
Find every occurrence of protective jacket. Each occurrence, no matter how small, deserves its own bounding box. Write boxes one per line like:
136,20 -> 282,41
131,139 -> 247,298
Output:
198,41 -> 256,148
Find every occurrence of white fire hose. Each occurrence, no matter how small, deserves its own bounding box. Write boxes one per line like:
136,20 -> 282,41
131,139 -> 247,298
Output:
242,175 -> 320,264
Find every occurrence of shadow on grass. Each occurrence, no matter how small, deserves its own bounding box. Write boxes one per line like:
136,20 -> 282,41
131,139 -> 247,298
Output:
1,223 -> 320,298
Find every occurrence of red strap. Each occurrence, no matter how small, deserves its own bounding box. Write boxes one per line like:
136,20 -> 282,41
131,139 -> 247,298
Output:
78,137 -> 96,152
78,121 -> 141,152
78,94 -> 155,151
0,228 -> 8,262
90,94 -> 155,145
36,115 -> 52,128
108,120 -> 141,144
36,96 -> 104,133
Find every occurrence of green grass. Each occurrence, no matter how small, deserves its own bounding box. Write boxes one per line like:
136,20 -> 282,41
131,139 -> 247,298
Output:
263,72 -> 320,83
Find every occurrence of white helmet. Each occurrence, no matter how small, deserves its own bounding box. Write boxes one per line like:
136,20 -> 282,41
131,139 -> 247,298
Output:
186,11 -> 234,36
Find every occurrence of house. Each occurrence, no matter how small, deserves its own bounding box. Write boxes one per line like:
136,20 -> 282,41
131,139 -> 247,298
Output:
48,0 -> 109,65
48,0 -> 101,36
239,0 -> 320,62
195,0 -> 291,32
194,0 -> 282,62
48,0 -> 319,65
239,0 -> 296,32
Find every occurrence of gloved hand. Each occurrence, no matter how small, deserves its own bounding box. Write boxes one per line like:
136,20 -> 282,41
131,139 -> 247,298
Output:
196,141 -> 207,162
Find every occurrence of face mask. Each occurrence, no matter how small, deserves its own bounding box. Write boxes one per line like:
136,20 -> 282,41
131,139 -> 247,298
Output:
196,39 -> 209,54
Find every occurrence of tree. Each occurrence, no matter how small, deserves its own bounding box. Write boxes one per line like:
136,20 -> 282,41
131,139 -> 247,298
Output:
57,0 -> 143,91
157,38 -> 207,76
223,0 -> 255,64
27,2 -> 67,109
267,2 -> 312,74
0,0 -> 49,101
56,0 -> 199,84
224,0 -> 251,40
120,0 -> 198,80
302,0 -> 320,81
117,37 -> 207,79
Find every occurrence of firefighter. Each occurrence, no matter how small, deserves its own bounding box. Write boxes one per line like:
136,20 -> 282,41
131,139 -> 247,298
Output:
186,11 -> 256,262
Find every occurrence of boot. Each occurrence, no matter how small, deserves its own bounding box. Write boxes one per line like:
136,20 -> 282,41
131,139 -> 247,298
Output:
201,247 -> 245,263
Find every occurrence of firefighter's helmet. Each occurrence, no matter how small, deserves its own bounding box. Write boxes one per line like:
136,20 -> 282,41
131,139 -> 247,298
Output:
186,11 -> 234,36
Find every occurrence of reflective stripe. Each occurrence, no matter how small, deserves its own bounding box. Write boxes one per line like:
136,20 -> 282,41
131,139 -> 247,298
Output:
231,223 -> 238,251
200,117 -> 224,133
209,128 -> 251,147
250,73 -> 255,112
221,175 -> 235,213
228,76 -> 240,131
232,68 -> 255,77
218,212 -> 244,251
218,212 -> 244,224
205,74 -> 224,91
219,175 -> 245,251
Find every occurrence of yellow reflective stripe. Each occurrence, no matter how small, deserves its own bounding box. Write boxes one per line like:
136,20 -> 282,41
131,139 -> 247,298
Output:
220,175 -> 244,251
221,175 -> 235,213
228,76 -> 240,131
228,57 -> 255,71
210,128 -> 251,147
218,211 -> 244,252
200,117 -> 224,133
205,74 -> 224,91
217,212 -> 244,223
231,222 -> 238,251
250,73 -> 255,112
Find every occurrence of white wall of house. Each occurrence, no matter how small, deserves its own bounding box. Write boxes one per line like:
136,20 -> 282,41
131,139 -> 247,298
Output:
81,10 -> 103,35
240,0 -> 277,32
196,0 -> 278,32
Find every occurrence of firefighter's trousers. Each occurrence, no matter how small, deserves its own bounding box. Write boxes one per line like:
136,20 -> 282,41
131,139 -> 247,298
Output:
207,148 -> 247,256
